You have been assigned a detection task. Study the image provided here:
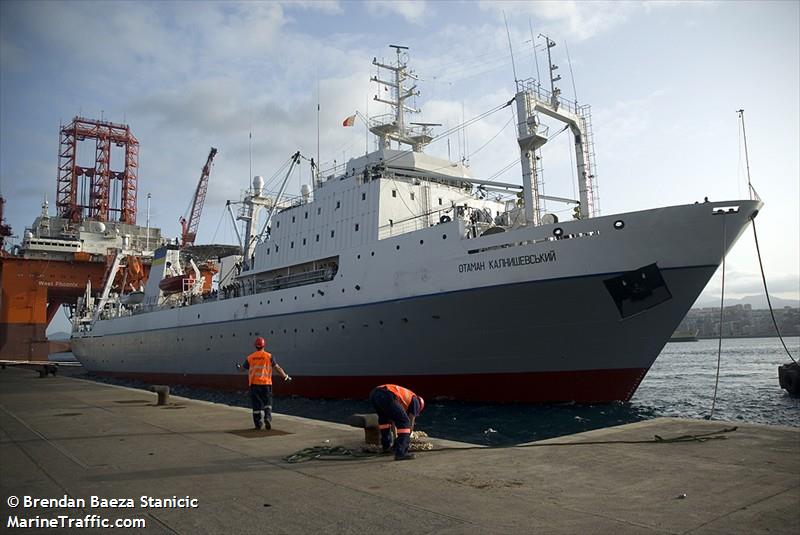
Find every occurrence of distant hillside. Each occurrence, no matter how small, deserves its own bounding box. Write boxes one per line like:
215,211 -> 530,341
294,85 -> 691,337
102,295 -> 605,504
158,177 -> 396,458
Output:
693,294 -> 799,310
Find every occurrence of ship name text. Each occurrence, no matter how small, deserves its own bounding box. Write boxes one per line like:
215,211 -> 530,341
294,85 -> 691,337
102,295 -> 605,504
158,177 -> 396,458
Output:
458,250 -> 557,273
38,281 -> 80,288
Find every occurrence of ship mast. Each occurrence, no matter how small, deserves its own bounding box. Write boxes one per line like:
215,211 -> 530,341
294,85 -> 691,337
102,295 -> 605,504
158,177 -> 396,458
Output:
370,46 -> 433,152
514,35 -> 599,225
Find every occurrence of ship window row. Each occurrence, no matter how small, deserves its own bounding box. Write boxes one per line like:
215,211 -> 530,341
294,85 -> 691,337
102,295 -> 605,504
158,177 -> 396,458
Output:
176,315 -> 443,345
28,240 -> 80,248
274,194 -> 370,230
266,222 -> 372,255
466,230 -> 600,255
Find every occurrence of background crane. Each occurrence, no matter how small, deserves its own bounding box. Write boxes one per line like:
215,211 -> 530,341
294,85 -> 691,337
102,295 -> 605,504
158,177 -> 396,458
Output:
180,147 -> 217,247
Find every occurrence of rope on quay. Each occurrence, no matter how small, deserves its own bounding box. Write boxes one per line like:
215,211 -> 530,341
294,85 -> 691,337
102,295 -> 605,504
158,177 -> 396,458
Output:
283,426 -> 738,463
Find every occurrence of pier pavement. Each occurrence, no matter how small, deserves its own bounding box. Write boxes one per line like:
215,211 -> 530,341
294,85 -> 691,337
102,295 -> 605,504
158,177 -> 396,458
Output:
1,367 -> 797,534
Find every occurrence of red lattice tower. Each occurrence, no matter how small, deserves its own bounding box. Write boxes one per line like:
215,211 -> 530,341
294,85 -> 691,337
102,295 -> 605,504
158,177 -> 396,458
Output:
56,117 -> 139,224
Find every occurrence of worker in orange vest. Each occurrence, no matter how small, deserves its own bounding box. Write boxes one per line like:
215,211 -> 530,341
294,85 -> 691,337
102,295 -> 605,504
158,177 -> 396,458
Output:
369,384 -> 425,461
236,337 -> 291,430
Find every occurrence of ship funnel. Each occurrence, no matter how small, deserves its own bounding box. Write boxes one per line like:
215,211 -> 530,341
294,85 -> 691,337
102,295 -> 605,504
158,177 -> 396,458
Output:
301,184 -> 311,203
252,175 -> 264,196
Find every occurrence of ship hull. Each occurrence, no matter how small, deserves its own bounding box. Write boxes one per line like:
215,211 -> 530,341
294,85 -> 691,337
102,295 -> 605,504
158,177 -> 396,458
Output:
74,264 -> 714,403
72,201 -> 760,403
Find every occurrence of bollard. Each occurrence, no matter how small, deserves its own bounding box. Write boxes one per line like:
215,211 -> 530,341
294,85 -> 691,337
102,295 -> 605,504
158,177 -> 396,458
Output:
150,385 -> 170,406
347,413 -> 380,445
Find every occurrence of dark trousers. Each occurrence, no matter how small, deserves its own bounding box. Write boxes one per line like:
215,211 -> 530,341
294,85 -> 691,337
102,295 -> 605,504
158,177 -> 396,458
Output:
250,384 -> 273,427
369,387 -> 412,457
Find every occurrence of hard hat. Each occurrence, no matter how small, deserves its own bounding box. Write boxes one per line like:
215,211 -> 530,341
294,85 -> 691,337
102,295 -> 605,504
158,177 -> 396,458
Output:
416,396 -> 425,415
254,336 -> 266,349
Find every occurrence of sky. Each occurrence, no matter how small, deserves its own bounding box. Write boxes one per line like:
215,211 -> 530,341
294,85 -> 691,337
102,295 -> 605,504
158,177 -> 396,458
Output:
1,1 -> 798,335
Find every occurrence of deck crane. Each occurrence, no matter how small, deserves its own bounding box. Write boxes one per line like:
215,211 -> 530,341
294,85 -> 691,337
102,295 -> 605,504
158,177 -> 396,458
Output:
180,147 -> 217,247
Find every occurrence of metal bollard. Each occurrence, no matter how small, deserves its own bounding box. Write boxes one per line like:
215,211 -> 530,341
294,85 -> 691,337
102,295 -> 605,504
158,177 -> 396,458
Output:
347,413 -> 380,445
150,385 -> 170,406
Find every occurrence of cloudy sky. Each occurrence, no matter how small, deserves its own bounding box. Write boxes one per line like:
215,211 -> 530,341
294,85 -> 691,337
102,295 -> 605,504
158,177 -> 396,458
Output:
1,0 -> 798,326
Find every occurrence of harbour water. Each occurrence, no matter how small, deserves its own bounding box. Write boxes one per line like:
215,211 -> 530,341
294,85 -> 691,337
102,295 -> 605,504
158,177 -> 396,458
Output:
56,337 -> 798,446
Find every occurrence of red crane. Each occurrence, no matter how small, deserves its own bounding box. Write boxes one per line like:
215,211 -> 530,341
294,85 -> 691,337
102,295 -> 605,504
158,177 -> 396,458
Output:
180,147 -> 217,247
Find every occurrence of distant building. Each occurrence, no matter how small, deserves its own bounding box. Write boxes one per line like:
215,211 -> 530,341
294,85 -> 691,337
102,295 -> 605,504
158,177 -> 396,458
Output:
676,306 -> 799,338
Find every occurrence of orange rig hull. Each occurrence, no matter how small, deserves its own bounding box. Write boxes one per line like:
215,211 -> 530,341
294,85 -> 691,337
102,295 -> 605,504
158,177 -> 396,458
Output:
0,256 -> 106,361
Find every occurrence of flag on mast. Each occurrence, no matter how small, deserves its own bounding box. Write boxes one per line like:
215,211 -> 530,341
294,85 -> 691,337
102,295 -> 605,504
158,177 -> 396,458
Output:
342,114 -> 356,127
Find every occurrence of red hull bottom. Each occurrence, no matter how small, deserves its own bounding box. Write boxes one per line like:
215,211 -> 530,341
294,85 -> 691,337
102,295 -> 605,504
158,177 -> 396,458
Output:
95,367 -> 649,403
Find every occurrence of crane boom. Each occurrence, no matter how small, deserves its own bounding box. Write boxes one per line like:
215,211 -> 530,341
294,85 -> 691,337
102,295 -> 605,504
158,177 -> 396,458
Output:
180,147 -> 217,247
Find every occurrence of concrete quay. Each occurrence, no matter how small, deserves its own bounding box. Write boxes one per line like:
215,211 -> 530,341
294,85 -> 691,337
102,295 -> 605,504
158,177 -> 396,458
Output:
1,367 -> 798,534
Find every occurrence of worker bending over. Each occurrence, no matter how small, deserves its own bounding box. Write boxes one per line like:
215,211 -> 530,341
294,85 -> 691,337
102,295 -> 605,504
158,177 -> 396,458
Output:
237,337 -> 291,430
369,384 -> 425,461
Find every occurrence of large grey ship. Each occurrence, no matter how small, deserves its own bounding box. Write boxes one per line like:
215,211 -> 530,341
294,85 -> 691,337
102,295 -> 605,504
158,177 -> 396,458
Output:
71,46 -> 761,402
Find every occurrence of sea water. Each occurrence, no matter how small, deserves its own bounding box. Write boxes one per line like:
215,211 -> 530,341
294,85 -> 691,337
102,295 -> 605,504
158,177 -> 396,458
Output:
59,337 -> 799,446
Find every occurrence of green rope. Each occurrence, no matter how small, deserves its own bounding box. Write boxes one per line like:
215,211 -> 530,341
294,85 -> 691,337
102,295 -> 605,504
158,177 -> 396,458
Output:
284,446 -> 382,464
283,427 -> 738,463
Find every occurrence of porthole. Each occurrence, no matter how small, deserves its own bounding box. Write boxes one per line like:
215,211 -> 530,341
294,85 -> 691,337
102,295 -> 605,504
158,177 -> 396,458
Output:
419,240 -> 424,245
371,251 -> 375,256
442,234 -> 447,240
553,227 -> 564,237
396,245 -> 400,250
294,296 -> 297,300
355,285 -> 361,290
613,220 -> 625,230
357,254 -> 361,259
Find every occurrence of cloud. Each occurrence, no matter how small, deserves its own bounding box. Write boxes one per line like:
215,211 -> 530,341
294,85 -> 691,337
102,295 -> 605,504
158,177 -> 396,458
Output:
365,1 -> 428,24
284,0 -> 343,14
477,0 -> 709,42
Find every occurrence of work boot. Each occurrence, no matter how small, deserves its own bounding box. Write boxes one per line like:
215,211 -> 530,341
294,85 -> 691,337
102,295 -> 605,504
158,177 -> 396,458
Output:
254,423 -> 262,430
381,444 -> 394,454
394,453 -> 416,461
264,420 -> 272,430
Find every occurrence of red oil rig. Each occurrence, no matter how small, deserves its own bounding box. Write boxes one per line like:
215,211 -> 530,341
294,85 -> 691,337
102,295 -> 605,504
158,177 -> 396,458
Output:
0,117 -> 163,360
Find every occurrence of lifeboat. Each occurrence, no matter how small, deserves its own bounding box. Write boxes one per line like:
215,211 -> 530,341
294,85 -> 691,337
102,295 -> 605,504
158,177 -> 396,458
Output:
121,290 -> 145,305
159,274 -> 195,294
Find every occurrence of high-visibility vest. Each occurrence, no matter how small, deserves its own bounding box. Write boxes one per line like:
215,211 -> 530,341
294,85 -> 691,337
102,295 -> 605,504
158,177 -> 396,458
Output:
380,384 -> 416,410
247,350 -> 273,386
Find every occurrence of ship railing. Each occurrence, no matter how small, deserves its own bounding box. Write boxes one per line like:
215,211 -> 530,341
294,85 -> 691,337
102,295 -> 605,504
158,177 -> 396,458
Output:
515,78 -> 590,117
255,267 -> 332,293
378,206 -> 457,239
318,161 -> 348,182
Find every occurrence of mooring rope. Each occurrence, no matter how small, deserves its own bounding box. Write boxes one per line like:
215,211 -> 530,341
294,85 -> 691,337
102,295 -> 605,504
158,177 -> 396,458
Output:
283,427 -> 738,463
709,213 -> 727,420
751,217 -> 797,364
